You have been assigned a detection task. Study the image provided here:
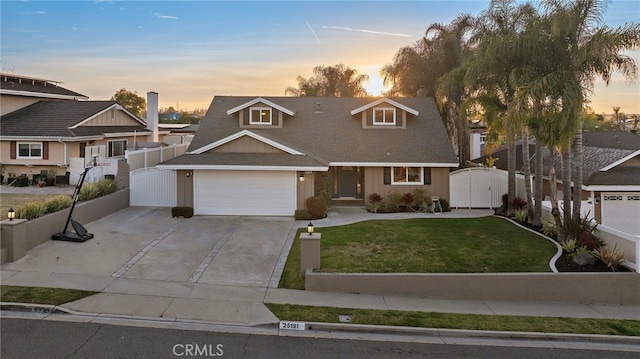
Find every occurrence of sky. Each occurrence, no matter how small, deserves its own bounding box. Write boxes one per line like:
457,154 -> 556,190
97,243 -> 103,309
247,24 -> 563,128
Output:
1,0 -> 639,114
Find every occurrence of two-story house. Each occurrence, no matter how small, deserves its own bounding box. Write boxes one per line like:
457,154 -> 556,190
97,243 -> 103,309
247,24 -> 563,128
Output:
157,96 -> 459,216
0,73 -> 155,185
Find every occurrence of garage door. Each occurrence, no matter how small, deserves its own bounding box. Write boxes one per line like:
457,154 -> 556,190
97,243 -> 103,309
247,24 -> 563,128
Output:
601,193 -> 640,236
194,170 -> 296,216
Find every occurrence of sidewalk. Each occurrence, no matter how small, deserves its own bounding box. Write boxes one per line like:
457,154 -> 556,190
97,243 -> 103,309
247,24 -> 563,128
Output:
2,207 -> 639,335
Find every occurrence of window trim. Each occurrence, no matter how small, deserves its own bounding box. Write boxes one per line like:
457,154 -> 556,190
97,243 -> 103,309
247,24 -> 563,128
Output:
249,107 -> 272,125
373,107 -> 396,125
391,166 -> 423,185
17,142 -> 42,159
107,139 -> 127,158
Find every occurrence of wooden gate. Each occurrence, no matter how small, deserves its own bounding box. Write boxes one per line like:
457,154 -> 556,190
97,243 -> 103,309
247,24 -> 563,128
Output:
130,167 -> 177,207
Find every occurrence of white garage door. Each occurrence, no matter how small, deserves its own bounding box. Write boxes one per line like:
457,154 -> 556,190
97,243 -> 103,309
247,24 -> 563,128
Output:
601,193 -> 640,236
194,170 -> 296,216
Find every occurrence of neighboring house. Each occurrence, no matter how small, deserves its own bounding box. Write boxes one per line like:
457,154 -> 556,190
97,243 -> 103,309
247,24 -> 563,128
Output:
474,131 -> 640,236
0,73 -> 158,184
157,96 -> 458,216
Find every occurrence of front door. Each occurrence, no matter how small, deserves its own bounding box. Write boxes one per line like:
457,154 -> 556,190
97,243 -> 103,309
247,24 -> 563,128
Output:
338,166 -> 356,198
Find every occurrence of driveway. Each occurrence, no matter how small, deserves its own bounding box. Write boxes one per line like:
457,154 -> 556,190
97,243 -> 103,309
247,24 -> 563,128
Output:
2,207 -> 295,288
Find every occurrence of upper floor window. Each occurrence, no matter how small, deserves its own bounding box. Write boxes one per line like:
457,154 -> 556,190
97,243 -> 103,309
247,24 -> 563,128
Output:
249,107 -> 272,125
17,142 -> 42,159
392,166 -> 423,185
373,108 -> 396,125
108,139 -> 127,158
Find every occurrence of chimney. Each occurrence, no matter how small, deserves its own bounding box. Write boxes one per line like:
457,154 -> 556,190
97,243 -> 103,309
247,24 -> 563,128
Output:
146,91 -> 159,142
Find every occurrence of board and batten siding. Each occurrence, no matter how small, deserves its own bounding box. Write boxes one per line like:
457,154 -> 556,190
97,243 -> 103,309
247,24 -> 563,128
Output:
213,136 -> 284,153
364,167 -> 449,204
83,108 -> 140,126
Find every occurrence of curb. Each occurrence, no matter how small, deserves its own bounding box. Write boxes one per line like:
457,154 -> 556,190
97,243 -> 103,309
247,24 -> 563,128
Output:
303,321 -> 640,345
4,302 -> 638,346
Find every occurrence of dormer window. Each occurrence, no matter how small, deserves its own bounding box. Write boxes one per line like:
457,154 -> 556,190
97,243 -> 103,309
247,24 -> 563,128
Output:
373,108 -> 396,125
249,107 -> 272,125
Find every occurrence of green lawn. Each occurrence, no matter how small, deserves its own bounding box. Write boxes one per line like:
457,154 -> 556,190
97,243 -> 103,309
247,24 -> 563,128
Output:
279,217 -> 557,289
267,303 -> 640,336
1,285 -> 98,306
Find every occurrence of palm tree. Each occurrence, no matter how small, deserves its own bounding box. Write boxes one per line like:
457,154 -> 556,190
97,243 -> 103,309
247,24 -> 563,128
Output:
465,0 -> 538,210
531,0 -> 639,229
381,14 -> 475,167
285,64 -> 369,97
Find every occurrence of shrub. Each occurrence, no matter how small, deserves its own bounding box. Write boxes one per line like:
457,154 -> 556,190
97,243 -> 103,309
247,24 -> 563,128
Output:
305,196 -> 327,219
511,197 -> 527,210
501,193 -> 509,206
592,244 -> 626,271
401,192 -> 415,208
45,195 -> 73,213
366,202 -> 383,213
560,238 -> 578,254
385,191 -> 402,212
542,220 -> 557,238
16,201 -> 46,220
579,230 -> 602,251
439,198 -> 450,212
367,192 -> 383,203
294,209 -> 313,220
564,213 -> 598,241
96,178 -> 117,196
171,206 -> 193,218
514,208 -> 528,223
79,182 -> 101,201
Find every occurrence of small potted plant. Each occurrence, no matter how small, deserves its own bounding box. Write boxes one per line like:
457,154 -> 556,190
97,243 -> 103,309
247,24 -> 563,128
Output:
46,170 -> 57,186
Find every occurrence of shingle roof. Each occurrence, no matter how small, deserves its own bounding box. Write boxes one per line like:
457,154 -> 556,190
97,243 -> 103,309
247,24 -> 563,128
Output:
172,96 -> 457,167
473,141 -> 638,186
586,166 -> 640,186
582,131 -> 640,150
0,100 -> 146,138
1,73 -> 88,99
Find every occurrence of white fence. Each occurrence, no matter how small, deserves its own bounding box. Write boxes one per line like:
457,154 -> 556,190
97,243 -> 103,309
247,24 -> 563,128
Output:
129,168 -> 177,207
450,167 -> 528,208
125,143 -> 188,171
541,202 -> 639,273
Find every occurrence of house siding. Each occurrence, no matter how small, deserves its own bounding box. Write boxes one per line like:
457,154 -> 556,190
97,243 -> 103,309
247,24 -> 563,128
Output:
0,95 -> 39,116
297,172 -> 316,209
364,167 -> 450,203
83,108 -> 141,126
213,136 -> 285,153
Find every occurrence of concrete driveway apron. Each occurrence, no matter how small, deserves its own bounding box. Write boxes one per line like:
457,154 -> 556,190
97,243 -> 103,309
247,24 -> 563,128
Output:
2,207 -> 294,288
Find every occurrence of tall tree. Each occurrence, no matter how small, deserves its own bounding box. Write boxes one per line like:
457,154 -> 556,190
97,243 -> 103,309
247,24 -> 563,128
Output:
382,14 -> 475,167
285,64 -> 369,97
111,88 -> 146,118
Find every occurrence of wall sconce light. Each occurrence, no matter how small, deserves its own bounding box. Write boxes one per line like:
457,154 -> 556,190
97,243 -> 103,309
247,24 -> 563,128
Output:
186,172 -> 192,177
307,222 -> 314,236
7,207 -> 16,221
299,172 -> 305,182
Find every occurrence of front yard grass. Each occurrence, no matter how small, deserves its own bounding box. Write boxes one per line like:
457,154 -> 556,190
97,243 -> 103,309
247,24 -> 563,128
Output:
1,285 -> 98,306
279,217 -> 557,290
266,303 -> 640,336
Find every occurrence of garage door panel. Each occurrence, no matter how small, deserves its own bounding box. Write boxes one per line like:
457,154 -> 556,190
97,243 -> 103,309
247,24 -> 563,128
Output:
601,192 -> 640,236
194,171 -> 295,216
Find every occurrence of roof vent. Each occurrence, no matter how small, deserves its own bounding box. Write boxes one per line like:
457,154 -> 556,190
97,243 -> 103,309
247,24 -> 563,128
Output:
315,102 -> 322,114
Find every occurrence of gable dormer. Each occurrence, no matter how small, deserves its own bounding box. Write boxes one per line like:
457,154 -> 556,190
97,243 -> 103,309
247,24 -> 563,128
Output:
226,97 -> 295,129
350,98 -> 419,129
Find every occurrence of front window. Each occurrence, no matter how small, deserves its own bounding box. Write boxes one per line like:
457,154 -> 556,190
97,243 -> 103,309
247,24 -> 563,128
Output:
392,167 -> 423,185
17,142 -> 42,159
108,139 -> 127,158
249,107 -> 272,124
373,108 -> 396,125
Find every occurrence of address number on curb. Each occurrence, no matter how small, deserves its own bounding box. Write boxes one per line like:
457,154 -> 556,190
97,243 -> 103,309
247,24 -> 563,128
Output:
279,321 -> 306,331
